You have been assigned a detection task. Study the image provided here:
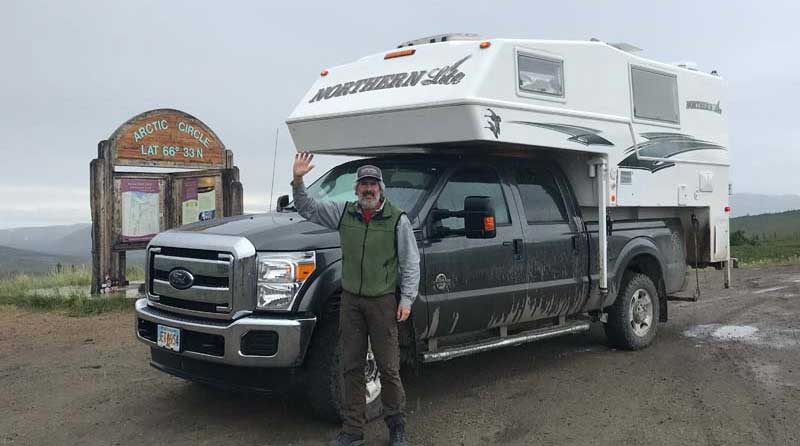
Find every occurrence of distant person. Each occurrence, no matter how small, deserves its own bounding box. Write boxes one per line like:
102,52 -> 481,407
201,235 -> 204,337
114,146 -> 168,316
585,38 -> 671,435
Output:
292,152 -> 419,446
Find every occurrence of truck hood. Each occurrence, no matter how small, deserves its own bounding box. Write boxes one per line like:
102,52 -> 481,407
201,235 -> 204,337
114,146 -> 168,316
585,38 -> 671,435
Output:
173,212 -> 340,251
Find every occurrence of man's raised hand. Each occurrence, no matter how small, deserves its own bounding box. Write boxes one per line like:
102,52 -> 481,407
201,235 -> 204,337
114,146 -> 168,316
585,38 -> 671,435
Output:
293,152 -> 315,182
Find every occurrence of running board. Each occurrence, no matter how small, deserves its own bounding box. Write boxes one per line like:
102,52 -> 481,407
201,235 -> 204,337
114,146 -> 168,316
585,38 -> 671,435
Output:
422,322 -> 591,363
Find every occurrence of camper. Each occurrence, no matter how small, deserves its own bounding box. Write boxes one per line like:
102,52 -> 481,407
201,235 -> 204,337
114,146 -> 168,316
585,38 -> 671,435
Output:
135,35 -> 730,420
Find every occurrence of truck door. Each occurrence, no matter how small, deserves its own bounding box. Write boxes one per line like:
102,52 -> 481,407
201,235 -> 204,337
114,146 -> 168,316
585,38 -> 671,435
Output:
422,166 -> 527,336
511,165 -> 588,319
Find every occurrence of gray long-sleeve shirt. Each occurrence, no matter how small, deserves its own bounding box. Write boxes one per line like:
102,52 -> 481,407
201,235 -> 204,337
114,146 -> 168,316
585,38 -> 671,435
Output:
292,180 -> 420,308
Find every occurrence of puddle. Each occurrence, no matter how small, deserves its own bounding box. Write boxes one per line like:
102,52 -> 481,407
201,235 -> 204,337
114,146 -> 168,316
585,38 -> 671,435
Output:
684,324 -> 800,349
685,324 -> 759,341
753,286 -> 788,294
712,325 -> 759,339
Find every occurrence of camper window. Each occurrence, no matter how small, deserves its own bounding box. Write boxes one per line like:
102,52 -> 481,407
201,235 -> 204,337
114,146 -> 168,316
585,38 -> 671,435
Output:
517,53 -> 564,97
631,66 -> 680,124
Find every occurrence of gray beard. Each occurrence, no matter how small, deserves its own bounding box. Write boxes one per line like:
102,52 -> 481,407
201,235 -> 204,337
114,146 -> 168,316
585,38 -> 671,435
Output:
358,194 -> 379,210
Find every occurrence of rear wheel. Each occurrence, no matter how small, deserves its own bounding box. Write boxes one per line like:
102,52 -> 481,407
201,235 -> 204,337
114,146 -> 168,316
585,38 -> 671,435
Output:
605,272 -> 660,350
303,297 -> 382,422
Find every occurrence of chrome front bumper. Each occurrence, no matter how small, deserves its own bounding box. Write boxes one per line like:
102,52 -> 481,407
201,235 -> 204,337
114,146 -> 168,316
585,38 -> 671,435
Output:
135,298 -> 316,368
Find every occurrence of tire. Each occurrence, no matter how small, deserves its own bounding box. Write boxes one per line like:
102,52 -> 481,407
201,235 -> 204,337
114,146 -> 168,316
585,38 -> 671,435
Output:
604,272 -> 660,350
303,297 -> 383,423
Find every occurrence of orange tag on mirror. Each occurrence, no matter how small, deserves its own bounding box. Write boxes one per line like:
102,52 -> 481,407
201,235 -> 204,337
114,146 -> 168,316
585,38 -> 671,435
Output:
484,216 -> 495,231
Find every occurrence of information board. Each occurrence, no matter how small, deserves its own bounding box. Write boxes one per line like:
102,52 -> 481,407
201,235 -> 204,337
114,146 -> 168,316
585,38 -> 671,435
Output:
120,178 -> 162,242
179,175 -> 222,225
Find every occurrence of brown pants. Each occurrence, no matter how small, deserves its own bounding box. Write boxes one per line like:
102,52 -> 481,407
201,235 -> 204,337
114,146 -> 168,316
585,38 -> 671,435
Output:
340,290 -> 406,434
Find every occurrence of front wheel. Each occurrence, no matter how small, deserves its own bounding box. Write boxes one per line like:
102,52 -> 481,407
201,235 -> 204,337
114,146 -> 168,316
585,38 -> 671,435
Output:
604,272 -> 660,350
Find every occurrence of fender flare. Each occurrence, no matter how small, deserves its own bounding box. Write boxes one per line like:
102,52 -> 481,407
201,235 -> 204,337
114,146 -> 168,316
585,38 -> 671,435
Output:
606,237 -> 669,322
295,259 -> 342,315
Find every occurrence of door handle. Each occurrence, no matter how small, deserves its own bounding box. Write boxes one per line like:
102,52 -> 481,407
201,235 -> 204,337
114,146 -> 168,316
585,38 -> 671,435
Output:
502,241 -> 513,246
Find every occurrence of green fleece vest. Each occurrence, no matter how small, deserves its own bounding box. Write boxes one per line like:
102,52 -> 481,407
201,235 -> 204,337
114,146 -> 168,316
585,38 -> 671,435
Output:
339,200 -> 404,297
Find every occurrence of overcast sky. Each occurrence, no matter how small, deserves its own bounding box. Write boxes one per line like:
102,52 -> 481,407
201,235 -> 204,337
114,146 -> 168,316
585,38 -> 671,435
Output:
1,0 -> 798,229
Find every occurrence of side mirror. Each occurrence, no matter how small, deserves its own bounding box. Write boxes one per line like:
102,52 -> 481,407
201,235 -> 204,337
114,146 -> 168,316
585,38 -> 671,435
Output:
276,195 -> 289,212
464,196 -> 496,239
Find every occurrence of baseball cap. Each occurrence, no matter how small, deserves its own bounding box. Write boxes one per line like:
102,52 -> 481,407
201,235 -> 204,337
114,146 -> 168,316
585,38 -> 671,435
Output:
356,165 -> 383,182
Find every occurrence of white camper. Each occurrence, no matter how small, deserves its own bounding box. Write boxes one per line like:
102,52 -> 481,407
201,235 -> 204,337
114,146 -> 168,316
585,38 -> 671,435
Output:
133,35 -> 733,421
288,35 -> 731,288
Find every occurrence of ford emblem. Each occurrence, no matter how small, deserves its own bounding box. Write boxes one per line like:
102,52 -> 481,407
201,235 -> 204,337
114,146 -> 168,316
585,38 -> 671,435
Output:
168,269 -> 194,290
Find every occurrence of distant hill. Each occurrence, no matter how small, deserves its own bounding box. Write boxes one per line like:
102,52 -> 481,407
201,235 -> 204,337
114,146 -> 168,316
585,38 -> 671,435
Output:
0,223 -> 91,259
0,245 -> 87,277
0,224 -> 146,270
730,209 -> 800,240
730,193 -> 800,218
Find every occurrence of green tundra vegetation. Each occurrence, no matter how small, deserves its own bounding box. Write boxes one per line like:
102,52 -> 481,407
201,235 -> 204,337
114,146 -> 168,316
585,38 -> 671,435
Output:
0,265 -> 144,316
730,209 -> 800,265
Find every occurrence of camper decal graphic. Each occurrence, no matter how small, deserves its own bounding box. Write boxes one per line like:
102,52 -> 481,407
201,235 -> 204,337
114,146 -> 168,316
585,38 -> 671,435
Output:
618,133 -> 727,172
308,55 -> 471,103
484,108 -> 501,138
507,122 -> 613,146
686,100 -> 722,115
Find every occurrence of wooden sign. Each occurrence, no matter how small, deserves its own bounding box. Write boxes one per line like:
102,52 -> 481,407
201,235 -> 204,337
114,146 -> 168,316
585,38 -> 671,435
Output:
108,109 -> 225,169
91,109 -> 242,294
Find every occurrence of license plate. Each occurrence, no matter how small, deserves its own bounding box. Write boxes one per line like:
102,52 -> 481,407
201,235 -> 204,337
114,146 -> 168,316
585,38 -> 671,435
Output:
157,325 -> 181,352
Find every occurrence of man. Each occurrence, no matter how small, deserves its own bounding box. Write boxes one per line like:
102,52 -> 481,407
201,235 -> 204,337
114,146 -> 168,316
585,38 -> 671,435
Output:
291,152 -> 419,446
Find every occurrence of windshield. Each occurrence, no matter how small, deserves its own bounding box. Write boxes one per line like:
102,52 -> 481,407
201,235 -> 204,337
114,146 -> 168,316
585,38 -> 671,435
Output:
302,162 -> 440,217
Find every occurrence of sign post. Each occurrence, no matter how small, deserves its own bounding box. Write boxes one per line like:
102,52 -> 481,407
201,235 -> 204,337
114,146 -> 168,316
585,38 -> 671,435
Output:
91,109 -> 243,294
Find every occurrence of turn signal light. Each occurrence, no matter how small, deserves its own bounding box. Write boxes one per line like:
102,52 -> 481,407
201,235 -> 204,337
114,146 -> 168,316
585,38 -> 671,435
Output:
384,49 -> 416,59
479,41 -> 491,49
296,263 -> 316,281
484,216 -> 496,231
320,69 -> 329,76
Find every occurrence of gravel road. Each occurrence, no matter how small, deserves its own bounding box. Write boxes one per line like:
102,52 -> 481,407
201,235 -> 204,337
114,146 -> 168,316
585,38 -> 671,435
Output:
2,265 -> 799,446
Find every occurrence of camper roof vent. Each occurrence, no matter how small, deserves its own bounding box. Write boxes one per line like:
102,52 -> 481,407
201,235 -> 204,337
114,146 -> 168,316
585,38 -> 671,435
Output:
590,38 -> 642,53
398,33 -> 480,48
674,61 -> 700,71
609,42 -> 643,53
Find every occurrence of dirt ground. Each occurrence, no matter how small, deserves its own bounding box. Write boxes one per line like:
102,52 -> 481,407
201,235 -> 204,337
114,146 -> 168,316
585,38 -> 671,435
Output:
2,265 -> 800,446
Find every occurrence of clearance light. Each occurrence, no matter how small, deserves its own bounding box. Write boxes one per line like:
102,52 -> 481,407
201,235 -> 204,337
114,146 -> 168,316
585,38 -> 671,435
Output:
384,49 -> 416,59
484,216 -> 496,232
479,41 -> 491,49
611,194 -> 616,203
724,206 -> 731,213
320,69 -> 329,77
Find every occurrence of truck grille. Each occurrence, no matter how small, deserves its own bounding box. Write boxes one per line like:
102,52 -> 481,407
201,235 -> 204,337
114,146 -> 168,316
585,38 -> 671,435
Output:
148,246 -> 234,316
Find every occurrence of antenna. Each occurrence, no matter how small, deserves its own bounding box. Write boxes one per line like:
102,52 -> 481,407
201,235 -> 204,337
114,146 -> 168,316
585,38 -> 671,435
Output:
268,127 -> 279,212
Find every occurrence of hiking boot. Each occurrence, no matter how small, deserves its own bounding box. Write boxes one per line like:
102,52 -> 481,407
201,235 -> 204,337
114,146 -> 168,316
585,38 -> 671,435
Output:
328,431 -> 365,446
388,424 -> 408,446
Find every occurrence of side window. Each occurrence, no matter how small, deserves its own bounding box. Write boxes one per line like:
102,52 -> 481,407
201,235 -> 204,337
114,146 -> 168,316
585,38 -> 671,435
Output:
516,168 -> 568,223
631,66 -> 680,124
518,53 -> 564,97
435,168 -> 511,232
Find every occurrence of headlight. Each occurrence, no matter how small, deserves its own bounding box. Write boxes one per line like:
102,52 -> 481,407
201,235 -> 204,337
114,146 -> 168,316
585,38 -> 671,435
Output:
256,251 -> 316,311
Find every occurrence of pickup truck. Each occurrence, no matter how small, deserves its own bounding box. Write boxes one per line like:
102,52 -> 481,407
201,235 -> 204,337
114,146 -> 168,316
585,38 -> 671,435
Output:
135,153 -> 687,420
